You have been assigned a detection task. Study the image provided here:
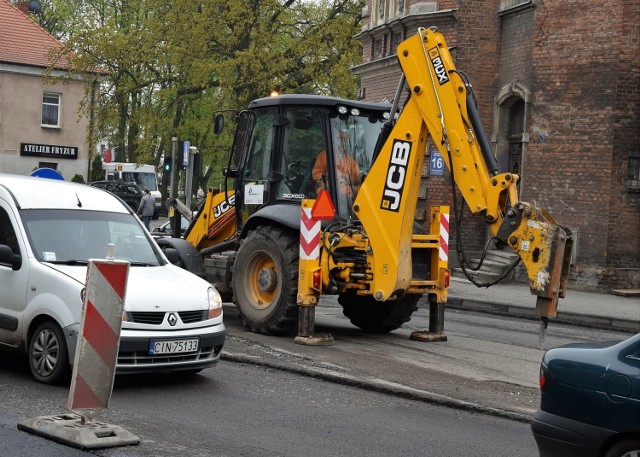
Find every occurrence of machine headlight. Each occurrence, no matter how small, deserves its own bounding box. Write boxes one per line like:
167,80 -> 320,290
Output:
207,287 -> 223,319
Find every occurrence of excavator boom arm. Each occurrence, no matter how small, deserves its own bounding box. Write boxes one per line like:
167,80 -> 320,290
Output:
355,28 -> 573,317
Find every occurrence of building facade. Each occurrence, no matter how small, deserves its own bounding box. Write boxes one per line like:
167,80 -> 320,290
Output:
353,0 -> 640,291
0,0 -> 96,181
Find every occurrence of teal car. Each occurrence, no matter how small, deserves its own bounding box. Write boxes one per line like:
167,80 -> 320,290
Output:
531,333 -> 640,457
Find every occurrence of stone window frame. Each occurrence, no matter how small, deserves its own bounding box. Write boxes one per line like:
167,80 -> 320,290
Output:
628,152 -> 640,192
491,83 -> 530,192
388,0 -> 405,18
370,0 -> 385,24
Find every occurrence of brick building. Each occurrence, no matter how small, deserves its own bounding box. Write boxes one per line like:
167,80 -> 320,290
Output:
353,0 -> 639,291
0,0 -> 97,181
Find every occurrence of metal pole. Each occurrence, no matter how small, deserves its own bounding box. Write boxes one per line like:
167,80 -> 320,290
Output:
170,137 -> 177,200
186,146 -> 197,210
170,137 -> 179,238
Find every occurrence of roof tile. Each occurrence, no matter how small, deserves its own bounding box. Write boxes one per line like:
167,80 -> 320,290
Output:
0,0 -> 72,69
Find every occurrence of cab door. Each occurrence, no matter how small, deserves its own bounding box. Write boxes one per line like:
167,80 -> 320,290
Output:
231,107 -> 277,231
0,201 -> 30,347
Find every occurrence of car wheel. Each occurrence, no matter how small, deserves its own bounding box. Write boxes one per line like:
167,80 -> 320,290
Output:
605,439 -> 640,457
28,321 -> 70,384
233,226 -> 299,335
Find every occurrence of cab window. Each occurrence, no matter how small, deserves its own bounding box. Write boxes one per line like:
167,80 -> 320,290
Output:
277,108 -> 326,201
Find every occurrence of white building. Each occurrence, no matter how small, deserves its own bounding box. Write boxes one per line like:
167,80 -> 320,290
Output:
0,0 -> 97,181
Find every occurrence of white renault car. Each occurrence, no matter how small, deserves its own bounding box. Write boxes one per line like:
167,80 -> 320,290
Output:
0,173 -> 225,384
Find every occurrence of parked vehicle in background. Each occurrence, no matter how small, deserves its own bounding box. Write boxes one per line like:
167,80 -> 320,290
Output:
152,217 -> 190,236
531,333 -> 640,457
89,180 -> 143,213
0,173 -> 225,384
102,162 -> 161,219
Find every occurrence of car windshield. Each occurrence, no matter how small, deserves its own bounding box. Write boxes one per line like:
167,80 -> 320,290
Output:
120,171 -> 158,192
20,209 -> 163,266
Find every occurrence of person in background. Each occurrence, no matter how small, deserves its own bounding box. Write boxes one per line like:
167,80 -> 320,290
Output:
137,188 -> 155,230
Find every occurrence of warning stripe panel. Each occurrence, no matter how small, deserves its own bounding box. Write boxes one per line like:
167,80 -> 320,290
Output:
440,213 -> 449,262
95,263 -> 128,299
69,375 -> 108,410
68,260 -> 128,413
300,207 -> 320,260
83,300 -> 120,366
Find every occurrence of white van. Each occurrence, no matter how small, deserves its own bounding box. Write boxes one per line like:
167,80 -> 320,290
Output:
102,162 -> 162,219
0,173 -> 225,384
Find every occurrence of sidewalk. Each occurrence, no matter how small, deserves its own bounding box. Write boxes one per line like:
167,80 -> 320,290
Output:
447,274 -> 639,333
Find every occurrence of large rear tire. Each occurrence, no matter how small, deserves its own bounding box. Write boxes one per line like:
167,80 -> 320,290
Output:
233,226 -> 299,335
339,293 -> 421,333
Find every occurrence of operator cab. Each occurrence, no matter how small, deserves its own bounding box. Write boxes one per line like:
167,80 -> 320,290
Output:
224,95 -> 390,231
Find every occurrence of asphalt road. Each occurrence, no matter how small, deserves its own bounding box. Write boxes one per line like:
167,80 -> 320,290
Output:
220,298 -> 631,419
1,289 -> 630,456
1,356 -> 538,457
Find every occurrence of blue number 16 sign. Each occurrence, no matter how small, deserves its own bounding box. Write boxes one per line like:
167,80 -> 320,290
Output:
430,150 -> 445,176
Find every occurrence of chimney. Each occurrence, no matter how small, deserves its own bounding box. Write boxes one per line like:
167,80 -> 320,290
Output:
15,1 -> 29,14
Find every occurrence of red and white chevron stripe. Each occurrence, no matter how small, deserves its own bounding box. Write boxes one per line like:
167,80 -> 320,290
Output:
68,260 -> 129,412
439,212 -> 449,262
299,206 -> 320,260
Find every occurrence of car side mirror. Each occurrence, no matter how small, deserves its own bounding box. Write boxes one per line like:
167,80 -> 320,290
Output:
0,244 -> 21,270
223,166 -> 239,178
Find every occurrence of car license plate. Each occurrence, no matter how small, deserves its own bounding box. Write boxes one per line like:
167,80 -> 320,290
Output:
149,338 -> 199,355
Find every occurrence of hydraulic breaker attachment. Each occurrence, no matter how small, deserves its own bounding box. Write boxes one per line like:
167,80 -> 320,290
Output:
497,202 -> 574,319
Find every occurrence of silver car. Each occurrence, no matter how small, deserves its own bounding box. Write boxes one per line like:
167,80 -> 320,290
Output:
0,173 -> 225,384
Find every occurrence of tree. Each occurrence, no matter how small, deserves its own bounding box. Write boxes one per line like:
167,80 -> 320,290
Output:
71,173 -> 85,183
40,0 -> 365,189
90,154 -> 103,182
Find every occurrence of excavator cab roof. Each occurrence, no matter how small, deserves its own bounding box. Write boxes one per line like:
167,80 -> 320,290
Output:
248,94 -> 392,114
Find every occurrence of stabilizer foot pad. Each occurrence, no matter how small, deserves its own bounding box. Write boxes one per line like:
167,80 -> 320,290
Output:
294,333 -> 335,346
409,331 -> 448,342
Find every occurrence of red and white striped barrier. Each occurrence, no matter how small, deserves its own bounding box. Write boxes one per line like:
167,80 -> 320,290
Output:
299,206 -> 320,261
68,259 -> 129,413
439,212 -> 449,263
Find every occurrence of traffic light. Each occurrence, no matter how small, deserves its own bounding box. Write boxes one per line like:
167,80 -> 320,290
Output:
177,141 -> 186,171
163,156 -> 172,173
193,152 -> 201,177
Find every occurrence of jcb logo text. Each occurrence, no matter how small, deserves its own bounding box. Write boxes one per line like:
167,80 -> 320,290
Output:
380,140 -> 411,212
214,193 -> 235,219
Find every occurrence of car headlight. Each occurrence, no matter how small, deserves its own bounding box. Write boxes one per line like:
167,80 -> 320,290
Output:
207,287 -> 223,319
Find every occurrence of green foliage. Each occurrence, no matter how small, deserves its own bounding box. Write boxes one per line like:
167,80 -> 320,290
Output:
71,173 -> 85,183
38,0 -> 364,185
90,154 -> 104,182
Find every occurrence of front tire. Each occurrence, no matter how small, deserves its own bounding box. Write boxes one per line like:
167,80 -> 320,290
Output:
28,321 -> 70,384
605,438 -> 640,457
339,293 -> 421,333
233,226 -> 299,335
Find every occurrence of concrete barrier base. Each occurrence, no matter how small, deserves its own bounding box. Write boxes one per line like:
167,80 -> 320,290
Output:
18,413 -> 139,450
